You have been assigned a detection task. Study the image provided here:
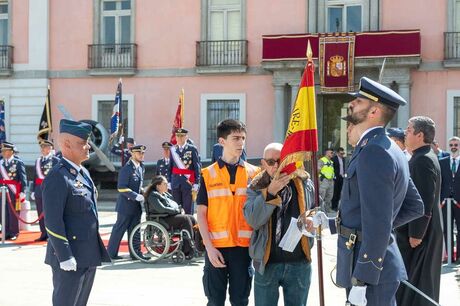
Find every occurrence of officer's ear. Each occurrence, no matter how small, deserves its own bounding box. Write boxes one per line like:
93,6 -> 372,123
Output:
218,137 -> 225,146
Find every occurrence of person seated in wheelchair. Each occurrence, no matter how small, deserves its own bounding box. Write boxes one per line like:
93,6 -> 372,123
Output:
144,175 -> 197,257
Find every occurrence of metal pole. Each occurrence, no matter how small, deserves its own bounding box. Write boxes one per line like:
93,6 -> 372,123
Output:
1,186 -> 6,244
447,198 -> 452,265
311,151 -> 325,306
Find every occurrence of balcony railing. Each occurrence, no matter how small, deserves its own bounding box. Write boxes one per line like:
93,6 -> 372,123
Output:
88,43 -> 137,69
196,40 -> 248,66
445,32 -> 460,60
0,45 -> 13,70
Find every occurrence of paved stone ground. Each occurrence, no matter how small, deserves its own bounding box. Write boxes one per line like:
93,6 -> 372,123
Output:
0,205 -> 459,305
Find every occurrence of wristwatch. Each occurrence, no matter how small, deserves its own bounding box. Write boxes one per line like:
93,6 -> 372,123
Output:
351,277 -> 366,287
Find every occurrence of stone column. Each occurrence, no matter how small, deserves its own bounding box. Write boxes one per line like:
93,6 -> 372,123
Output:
273,84 -> 286,142
397,83 -> 411,128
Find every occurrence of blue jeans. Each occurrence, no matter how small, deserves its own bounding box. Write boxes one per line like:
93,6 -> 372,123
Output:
254,261 -> 312,306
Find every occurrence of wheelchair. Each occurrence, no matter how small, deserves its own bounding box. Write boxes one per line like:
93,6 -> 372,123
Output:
128,213 -> 199,264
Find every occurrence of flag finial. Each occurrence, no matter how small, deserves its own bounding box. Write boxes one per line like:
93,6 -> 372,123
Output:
306,40 -> 313,61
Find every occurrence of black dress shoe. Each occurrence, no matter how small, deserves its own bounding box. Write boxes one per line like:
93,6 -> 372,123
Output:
131,254 -> 150,261
9,235 -> 18,241
110,255 -> 123,260
34,236 -> 48,242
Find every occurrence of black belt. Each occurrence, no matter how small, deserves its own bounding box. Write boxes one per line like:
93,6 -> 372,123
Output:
338,224 -> 362,242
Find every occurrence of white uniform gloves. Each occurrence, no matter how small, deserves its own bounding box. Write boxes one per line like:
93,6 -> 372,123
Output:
348,285 -> 367,306
135,194 -> 145,202
312,211 -> 330,229
192,184 -> 199,192
30,192 -> 35,201
60,257 -> 77,271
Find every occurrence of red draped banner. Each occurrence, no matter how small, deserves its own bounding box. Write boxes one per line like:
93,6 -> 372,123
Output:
319,34 -> 355,93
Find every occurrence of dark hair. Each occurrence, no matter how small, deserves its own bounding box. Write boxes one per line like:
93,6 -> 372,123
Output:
371,102 -> 397,125
337,147 -> 345,152
143,175 -> 167,198
217,119 -> 246,139
324,148 -> 333,154
408,116 -> 436,144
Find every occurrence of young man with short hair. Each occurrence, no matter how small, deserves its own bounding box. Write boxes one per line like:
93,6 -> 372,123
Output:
197,119 -> 259,306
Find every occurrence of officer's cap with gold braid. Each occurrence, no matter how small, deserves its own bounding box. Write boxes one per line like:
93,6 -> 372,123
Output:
130,144 -> 147,153
350,77 -> 407,109
162,141 -> 172,148
1,141 -> 15,151
175,128 -> 188,135
59,119 -> 92,140
39,139 -> 54,147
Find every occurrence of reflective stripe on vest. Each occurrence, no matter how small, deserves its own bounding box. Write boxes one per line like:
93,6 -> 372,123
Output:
319,157 -> 334,179
202,162 -> 259,248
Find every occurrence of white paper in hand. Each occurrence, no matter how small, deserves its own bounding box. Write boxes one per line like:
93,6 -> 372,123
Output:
278,217 -> 303,252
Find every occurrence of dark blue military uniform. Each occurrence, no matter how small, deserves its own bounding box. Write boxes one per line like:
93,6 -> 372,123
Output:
110,137 -> 135,162
170,141 -> 201,214
43,158 -> 110,305
0,148 -> 27,239
335,77 -> 424,305
107,154 -> 145,259
43,119 -> 110,306
33,154 -> 60,240
156,158 -> 171,181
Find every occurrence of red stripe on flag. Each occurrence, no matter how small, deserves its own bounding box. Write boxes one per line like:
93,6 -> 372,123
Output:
280,129 -> 318,160
299,62 -> 315,88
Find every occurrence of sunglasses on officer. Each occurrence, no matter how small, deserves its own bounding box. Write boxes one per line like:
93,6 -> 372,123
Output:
263,158 -> 280,166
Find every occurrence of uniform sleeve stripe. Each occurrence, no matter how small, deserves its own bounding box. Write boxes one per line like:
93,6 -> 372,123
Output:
45,227 -> 68,242
118,188 -> 133,192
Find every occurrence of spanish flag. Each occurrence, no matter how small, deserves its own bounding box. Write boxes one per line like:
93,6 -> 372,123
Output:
278,41 -> 318,175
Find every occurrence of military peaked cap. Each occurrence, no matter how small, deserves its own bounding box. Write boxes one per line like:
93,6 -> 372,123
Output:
387,128 -> 405,141
162,141 -> 172,148
175,128 -> 188,135
126,137 -> 135,144
1,141 -> 15,151
59,119 -> 92,140
351,77 -> 407,109
39,139 -> 54,147
131,145 -> 147,153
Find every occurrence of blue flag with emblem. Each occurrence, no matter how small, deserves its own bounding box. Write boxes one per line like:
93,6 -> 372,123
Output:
0,99 -> 5,144
110,79 -> 122,138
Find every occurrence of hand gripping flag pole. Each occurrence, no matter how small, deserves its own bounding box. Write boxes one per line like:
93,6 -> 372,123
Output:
274,40 -> 325,306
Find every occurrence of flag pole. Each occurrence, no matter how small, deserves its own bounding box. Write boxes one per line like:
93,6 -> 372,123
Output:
307,41 -> 325,306
119,78 -> 125,166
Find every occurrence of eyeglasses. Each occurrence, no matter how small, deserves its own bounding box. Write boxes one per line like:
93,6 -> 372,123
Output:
449,144 -> 459,147
264,158 -> 280,166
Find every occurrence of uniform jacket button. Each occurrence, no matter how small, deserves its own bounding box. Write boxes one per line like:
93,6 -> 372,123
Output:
363,253 -> 368,259
72,236 -> 77,240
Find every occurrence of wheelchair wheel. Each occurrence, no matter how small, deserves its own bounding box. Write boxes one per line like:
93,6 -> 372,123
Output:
163,232 -> 182,259
171,250 -> 186,264
129,221 -> 170,263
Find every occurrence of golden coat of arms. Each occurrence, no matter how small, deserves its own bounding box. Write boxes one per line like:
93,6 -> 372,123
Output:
327,55 -> 347,77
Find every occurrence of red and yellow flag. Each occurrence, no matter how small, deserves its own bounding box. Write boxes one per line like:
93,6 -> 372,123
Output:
279,41 -> 318,175
170,89 -> 184,145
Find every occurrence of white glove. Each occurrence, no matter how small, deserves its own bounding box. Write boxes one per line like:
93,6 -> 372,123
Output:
118,136 -> 124,144
20,192 -> 26,202
135,194 -> 145,202
60,257 -> 77,271
312,211 -> 329,229
30,192 -> 35,201
192,184 -> 199,192
348,285 -> 367,306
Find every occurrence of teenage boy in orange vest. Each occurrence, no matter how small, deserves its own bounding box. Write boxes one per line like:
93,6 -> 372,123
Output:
197,119 -> 259,306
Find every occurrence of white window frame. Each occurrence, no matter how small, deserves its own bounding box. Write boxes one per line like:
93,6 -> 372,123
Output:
0,0 -> 9,45
208,0 -> 242,40
199,93 -> 246,159
446,90 -> 460,143
101,0 -> 132,44
91,94 -> 134,138
326,0 -> 365,32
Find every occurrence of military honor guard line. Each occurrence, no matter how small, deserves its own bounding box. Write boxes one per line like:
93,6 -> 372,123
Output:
0,76 -> 457,306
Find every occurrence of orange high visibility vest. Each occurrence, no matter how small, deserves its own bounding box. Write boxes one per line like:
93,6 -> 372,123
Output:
202,161 -> 259,248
